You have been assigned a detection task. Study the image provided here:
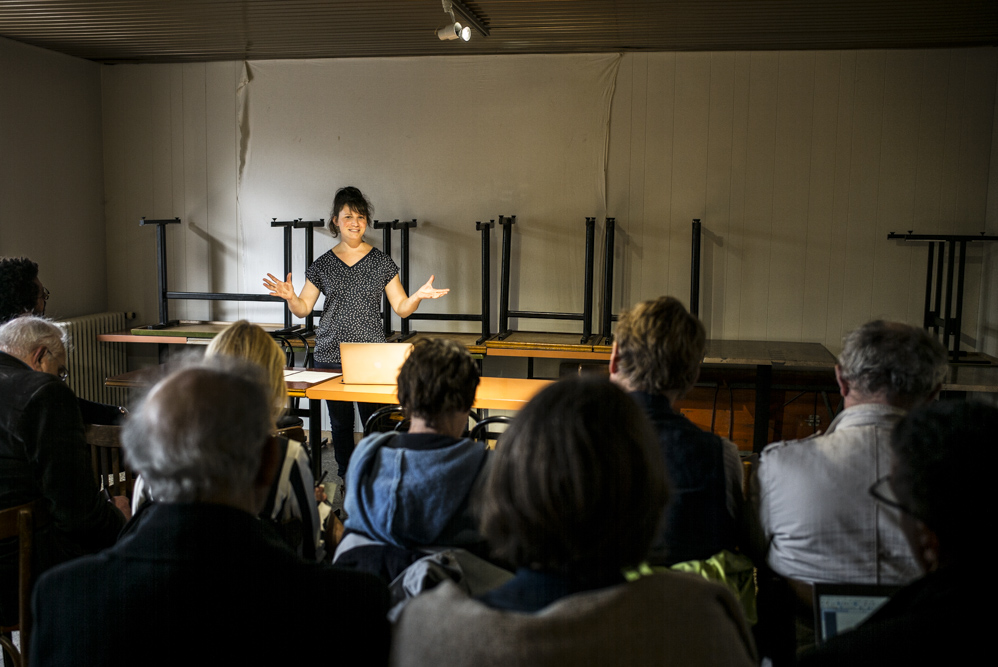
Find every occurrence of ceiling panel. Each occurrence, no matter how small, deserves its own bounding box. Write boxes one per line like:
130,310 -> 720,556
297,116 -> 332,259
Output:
0,1 -> 994,64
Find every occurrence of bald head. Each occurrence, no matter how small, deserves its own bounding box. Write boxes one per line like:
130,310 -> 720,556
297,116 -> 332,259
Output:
123,361 -> 274,508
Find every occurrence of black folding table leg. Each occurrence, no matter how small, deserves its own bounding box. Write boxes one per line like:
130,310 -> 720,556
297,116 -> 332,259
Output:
753,365 -> 773,454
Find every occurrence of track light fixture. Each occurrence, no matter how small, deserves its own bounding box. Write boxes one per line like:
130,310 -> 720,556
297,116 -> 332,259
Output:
437,0 -> 472,42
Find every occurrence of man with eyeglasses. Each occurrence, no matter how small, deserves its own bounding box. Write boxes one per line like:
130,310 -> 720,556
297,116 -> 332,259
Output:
0,316 -> 130,628
1,255 -> 127,425
799,400 -> 989,665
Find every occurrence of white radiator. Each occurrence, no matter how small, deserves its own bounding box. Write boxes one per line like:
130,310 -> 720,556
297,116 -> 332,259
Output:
59,312 -> 128,406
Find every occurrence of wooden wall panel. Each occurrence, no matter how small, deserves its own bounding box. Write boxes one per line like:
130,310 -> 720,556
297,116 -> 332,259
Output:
873,51 -> 922,325
98,48 -> 996,352
181,63 -> 209,321
768,52 -> 814,341
737,52 -> 779,341
702,52 -> 736,336
667,53 -> 711,306
640,54 -> 677,305
204,61 -> 240,321
616,53 -> 650,311
720,52 -> 752,341
800,52 -> 840,344
0,37 -> 107,320
839,52 -> 886,336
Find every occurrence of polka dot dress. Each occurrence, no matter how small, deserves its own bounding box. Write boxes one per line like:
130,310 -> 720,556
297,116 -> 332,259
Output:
305,247 -> 399,364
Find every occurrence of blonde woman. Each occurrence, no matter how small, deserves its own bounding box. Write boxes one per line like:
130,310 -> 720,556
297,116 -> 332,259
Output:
133,321 -> 325,561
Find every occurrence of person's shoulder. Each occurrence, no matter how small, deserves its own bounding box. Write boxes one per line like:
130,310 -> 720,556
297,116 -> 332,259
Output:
34,545 -> 118,603
311,561 -> 389,599
306,249 -> 337,275
395,579 -> 485,626
19,371 -> 79,415
368,246 -> 398,271
355,430 -> 400,454
759,430 -> 824,462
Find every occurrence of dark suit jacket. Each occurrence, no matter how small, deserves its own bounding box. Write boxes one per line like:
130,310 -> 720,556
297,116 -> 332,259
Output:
31,502 -> 391,666
0,351 -> 125,625
631,391 -> 737,565
799,567 -> 978,666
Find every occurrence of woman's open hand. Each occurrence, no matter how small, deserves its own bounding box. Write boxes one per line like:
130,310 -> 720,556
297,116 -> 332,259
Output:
263,273 -> 296,301
413,275 -> 450,300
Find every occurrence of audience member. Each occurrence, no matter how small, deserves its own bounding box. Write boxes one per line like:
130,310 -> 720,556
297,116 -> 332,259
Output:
800,400 -> 990,666
0,256 -> 46,323
0,255 -> 127,425
131,320 -> 326,560
31,361 -> 390,666
749,320 -> 948,585
336,338 -> 488,580
609,296 -> 742,565
391,377 -> 757,667
0,317 -> 128,626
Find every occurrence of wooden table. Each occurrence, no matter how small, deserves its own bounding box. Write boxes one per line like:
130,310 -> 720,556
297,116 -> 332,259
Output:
484,331 -> 609,379
486,331 -> 604,358
701,341 -> 837,452
106,365 -> 342,478
943,360 -> 998,393
305,375 -> 551,478
389,330 -> 488,356
98,321 -> 315,365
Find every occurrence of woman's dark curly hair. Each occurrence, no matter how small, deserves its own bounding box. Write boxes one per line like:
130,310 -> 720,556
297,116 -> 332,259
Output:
0,257 -> 39,324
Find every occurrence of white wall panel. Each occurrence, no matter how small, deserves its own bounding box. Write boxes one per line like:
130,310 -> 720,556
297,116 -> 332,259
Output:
99,48 -> 996,352
0,37 -> 106,319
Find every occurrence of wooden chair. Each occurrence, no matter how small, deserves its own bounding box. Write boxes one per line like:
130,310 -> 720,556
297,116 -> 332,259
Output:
363,405 -> 409,436
85,424 -> 136,500
275,415 -> 306,445
470,415 -> 512,445
0,501 -> 40,667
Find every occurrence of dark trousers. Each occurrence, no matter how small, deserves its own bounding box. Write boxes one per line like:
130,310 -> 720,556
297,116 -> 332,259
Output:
313,362 -> 377,478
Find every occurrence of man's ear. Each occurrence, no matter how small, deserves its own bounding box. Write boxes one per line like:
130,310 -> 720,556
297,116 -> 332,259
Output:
609,342 -> 620,376
834,364 -> 849,398
912,519 -> 942,573
29,345 -> 47,372
927,383 -> 942,402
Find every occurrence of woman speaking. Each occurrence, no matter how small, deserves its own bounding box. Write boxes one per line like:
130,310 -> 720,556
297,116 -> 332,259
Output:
263,186 -> 448,479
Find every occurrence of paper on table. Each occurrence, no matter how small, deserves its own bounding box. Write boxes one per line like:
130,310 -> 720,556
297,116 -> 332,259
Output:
288,370 -> 342,383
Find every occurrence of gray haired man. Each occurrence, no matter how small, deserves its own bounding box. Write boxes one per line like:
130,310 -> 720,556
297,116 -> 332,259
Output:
749,320 -> 948,586
0,317 -> 129,626
30,361 -> 390,666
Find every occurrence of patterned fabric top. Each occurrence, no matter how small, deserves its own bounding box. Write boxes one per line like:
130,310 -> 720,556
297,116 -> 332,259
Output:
305,247 -> 398,363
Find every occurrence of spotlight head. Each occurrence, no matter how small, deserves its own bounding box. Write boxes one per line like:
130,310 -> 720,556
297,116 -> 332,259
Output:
437,21 -> 468,41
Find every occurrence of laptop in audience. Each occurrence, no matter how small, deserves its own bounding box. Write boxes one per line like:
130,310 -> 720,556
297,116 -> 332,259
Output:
812,582 -> 903,644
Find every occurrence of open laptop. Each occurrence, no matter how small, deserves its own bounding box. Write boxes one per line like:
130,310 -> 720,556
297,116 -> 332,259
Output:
339,342 -> 413,385
812,582 -> 902,644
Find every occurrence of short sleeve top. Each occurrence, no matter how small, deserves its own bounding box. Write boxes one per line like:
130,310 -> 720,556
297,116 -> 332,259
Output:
305,247 -> 399,364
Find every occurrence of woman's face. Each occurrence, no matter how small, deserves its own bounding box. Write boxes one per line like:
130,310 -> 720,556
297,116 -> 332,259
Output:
334,205 -> 368,241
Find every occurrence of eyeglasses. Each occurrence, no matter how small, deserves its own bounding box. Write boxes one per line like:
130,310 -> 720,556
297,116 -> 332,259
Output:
40,287 -> 50,302
43,348 -> 69,382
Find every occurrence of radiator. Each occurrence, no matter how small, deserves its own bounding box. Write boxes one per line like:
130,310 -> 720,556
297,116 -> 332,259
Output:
59,312 -> 128,406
